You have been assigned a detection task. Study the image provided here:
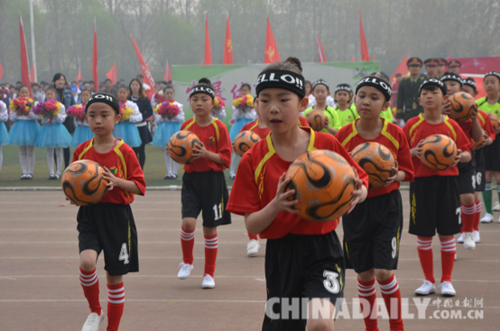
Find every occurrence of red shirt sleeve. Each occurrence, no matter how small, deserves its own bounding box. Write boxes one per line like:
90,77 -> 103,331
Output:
481,111 -> 496,140
299,115 -> 309,127
396,129 -> 415,182
226,152 -> 261,216
123,146 -> 146,196
216,120 -> 232,169
453,121 -> 472,154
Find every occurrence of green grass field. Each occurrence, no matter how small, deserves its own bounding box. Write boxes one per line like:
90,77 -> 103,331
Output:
0,144 -> 236,188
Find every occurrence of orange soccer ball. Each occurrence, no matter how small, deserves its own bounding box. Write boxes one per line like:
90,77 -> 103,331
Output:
233,130 -> 261,156
471,130 -> 488,151
351,142 -> 395,189
306,110 -> 327,131
285,150 -> 356,222
420,134 -> 457,171
488,113 -> 499,130
167,130 -> 201,164
448,92 -> 477,122
61,160 -> 108,206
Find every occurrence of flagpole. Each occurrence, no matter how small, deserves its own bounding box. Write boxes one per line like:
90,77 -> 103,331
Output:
29,0 -> 37,82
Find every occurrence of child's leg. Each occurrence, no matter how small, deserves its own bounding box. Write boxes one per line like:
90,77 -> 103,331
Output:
63,147 -> 70,168
46,148 -> 55,175
357,269 -> 378,331
27,145 -> 35,174
172,160 -> 180,175
495,171 -> 500,217
164,150 -> 172,175
180,218 -> 196,265
474,193 -> 482,231
482,171 -> 493,214
106,273 -> 124,331
203,226 -> 218,278
55,148 -> 63,176
306,298 -> 335,331
229,152 -> 239,176
19,146 -> 28,174
79,249 -> 102,315
0,146 -> 3,172
460,194 -> 475,233
376,269 -> 403,331
439,235 -> 456,283
417,236 -> 434,283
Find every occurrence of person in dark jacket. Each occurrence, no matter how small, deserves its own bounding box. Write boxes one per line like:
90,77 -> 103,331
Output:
52,73 -> 76,168
128,78 -> 152,169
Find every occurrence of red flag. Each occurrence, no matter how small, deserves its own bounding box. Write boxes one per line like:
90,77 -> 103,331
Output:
0,61 -> 3,81
315,32 -> 327,63
204,14 -> 212,65
351,55 -> 355,62
163,60 -> 172,81
223,14 -> 233,65
390,55 -> 409,82
264,18 -> 280,64
19,16 -> 32,96
359,12 -> 370,62
130,35 -> 156,99
76,68 -> 82,82
30,64 -> 35,83
105,62 -> 117,84
92,19 -> 98,93
446,54 -> 451,61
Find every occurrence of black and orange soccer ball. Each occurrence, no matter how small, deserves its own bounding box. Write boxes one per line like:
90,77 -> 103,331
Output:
234,130 -> 261,156
420,134 -> 457,171
448,92 -> 477,122
351,142 -> 395,189
167,131 -> 201,164
306,110 -> 327,131
61,160 -> 108,206
285,150 -> 356,222
471,129 -> 487,151
488,113 -> 499,130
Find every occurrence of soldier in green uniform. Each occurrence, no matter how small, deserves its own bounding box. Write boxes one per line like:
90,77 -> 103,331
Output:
424,58 -> 439,79
395,57 -> 425,124
436,58 -> 448,79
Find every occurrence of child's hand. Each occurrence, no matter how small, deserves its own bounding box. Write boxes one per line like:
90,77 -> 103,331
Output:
495,126 -> 500,135
193,142 -> 209,160
231,142 -> 235,152
452,149 -> 463,167
411,139 -> 425,158
485,137 -> 494,146
442,100 -> 452,115
66,197 -> 80,207
324,116 -> 330,128
272,173 -> 299,214
346,168 -> 366,214
470,107 -> 478,120
384,160 -> 399,186
102,166 -> 118,191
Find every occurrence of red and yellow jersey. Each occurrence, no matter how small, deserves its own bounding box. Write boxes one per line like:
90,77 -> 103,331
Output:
403,114 -> 471,178
241,116 -> 310,140
181,117 -> 232,173
226,127 -> 369,240
73,139 -> 146,205
478,110 -> 496,141
336,119 -> 415,198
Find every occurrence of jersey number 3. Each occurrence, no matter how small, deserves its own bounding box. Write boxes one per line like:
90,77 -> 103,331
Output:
119,243 -> 129,265
323,270 -> 340,294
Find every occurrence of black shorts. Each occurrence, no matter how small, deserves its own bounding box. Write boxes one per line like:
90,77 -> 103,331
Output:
409,176 -> 461,237
342,189 -> 403,273
77,203 -> 139,276
181,171 -> 231,227
263,231 -> 345,331
457,156 -> 476,195
484,135 -> 500,171
475,148 -> 486,192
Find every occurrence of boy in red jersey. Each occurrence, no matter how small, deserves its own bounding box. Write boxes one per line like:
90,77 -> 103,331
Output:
227,57 -> 368,331
71,93 -> 146,331
440,73 -> 483,250
177,78 -> 232,289
404,79 -> 471,297
336,75 -> 414,331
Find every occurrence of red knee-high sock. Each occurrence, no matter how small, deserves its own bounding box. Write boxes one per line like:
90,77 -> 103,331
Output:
417,236 -> 434,283
474,201 -> 481,231
79,268 -> 101,314
357,278 -> 378,331
180,227 -> 195,265
204,234 -> 218,277
247,232 -> 258,241
107,282 -> 125,331
461,203 -> 475,233
378,274 -> 404,331
440,237 -> 456,283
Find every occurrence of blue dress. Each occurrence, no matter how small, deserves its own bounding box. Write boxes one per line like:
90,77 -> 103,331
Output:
230,118 -> 253,142
72,125 -> 94,148
9,120 -> 41,146
36,122 -> 72,148
114,122 -> 142,147
0,122 -> 9,145
152,121 -> 181,148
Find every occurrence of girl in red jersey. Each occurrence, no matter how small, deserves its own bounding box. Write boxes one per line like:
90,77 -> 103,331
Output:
177,78 -> 232,289
227,57 -> 368,331
336,75 -> 414,331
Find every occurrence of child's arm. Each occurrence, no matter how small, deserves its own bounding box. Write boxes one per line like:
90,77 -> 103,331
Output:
192,142 -> 224,164
173,104 -> 185,123
245,173 -> 298,235
56,104 -> 67,123
0,102 -> 7,122
102,166 -> 142,194
470,109 -> 483,142
128,103 -> 143,123
410,139 -> 424,158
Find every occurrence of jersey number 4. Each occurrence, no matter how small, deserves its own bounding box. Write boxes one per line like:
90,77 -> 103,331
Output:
119,243 -> 129,265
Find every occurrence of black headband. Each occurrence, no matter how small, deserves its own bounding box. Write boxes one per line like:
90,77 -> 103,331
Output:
85,92 -> 120,114
334,85 -> 353,94
256,70 -> 305,99
463,79 -> 477,91
312,80 -> 329,91
440,73 -> 463,86
189,85 -> 215,99
419,78 -> 447,96
484,71 -> 500,82
356,76 -> 392,102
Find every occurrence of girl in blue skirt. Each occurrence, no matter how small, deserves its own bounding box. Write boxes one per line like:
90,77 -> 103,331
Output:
71,89 -> 93,148
0,95 -> 9,173
115,86 -> 143,147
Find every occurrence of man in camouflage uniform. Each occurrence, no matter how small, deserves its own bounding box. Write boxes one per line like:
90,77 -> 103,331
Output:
395,57 -> 425,124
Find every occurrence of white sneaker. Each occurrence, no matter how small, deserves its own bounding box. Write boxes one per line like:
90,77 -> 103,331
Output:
438,281 -> 456,297
473,230 -> 480,243
247,239 -> 260,257
480,213 -> 493,223
415,280 -> 436,296
177,262 -> 193,279
457,233 -> 464,243
82,311 -> 104,331
202,274 -> 215,289
493,203 -> 500,211
463,232 -> 476,250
